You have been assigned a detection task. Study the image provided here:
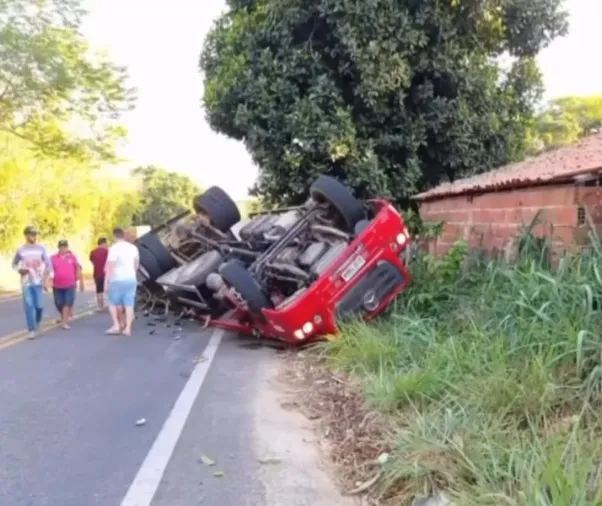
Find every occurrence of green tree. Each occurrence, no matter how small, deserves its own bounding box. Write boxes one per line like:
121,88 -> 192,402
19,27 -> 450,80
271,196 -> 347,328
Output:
0,134 -> 138,253
201,0 -> 568,205
530,95 -> 602,152
0,0 -> 135,163
132,166 -> 201,228
89,176 -> 140,243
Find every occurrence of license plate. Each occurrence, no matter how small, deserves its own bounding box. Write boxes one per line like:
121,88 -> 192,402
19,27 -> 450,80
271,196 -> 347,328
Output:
341,255 -> 366,281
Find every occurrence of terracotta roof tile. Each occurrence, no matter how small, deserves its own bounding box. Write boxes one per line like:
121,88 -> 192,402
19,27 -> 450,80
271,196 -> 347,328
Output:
413,133 -> 602,201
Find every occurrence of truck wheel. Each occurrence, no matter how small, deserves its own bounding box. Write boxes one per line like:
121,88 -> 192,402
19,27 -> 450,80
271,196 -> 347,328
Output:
138,246 -> 164,281
138,233 -> 176,272
310,175 -> 364,233
176,250 -> 224,287
219,260 -> 273,314
193,186 -> 241,232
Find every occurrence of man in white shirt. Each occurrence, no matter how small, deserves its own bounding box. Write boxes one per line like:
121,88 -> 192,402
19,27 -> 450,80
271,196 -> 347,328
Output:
104,227 -> 139,336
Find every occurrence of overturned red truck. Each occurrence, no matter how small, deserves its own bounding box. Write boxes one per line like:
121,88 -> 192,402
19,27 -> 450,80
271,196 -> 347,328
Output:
135,175 -> 411,344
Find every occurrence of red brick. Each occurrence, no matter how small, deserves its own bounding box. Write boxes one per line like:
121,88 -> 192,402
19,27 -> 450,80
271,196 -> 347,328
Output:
447,210 -> 472,223
530,222 -> 553,238
424,199 -> 448,213
442,222 -> 463,237
555,226 -> 579,246
421,211 -> 443,222
488,237 -> 507,252
471,192 -> 510,209
420,201 -> 433,214
468,223 -> 491,235
467,227 -> 488,248
524,185 -> 575,207
505,206 -> 540,225
472,208 -> 506,223
417,182 -> 596,258
494,223 -> 519,238
575,187 -> 602,206
587,204 -> 602,224
431,195 -> 473,213
545,206 -> 578,226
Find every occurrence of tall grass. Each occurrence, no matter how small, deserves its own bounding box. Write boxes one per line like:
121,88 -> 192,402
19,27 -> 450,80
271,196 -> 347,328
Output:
325,234 -> 602,505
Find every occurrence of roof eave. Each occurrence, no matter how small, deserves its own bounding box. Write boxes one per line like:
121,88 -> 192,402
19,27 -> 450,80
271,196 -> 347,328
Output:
412,168 -> 602,203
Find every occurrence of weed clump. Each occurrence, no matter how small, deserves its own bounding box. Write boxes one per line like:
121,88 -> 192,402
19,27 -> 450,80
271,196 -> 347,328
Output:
325,234 -> 602,505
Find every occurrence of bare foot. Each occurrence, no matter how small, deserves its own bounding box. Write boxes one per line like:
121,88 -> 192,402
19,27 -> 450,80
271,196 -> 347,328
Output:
121,328 -> 132,336
105,327 -> 121,335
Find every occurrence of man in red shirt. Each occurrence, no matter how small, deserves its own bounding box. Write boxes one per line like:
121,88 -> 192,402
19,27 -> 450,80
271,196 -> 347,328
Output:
89,237 -> 109,311
50,240 -> 84,329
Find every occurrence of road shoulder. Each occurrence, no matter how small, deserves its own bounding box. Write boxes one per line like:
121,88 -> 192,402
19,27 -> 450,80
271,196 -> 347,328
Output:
253,356 -> 356,506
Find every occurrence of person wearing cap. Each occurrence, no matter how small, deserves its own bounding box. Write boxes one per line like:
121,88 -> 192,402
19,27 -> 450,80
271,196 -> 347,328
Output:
104,226 -> 139,336
50,240 -> 84,329
11,226 -> 54,339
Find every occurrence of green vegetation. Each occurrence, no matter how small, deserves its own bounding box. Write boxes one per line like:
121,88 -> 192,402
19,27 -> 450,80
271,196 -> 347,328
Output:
236,197 -> 261,218
0,0 -> 134,163
324,232 -> 602,504
131,165 -> 201,229
0,0 -> 137,259
531,95 -> 602,153
0,0 -> 202,288
0,135 -> 134,251
201,0 -> 568,206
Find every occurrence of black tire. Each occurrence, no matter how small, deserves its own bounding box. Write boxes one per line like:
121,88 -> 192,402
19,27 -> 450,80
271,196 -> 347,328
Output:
176,250 -> 224,287
219,260 -> 273,314
193,186 -> 241,232
138,233 -> 176,272
310,175 -> 364,233
138,246 -> 164,281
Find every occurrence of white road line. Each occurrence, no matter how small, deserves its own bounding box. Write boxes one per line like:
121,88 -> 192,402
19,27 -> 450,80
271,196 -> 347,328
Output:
120,329 -> 224,506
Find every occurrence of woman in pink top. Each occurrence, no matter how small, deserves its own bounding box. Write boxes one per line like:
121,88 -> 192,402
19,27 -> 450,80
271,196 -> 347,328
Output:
50,239 -> 84,329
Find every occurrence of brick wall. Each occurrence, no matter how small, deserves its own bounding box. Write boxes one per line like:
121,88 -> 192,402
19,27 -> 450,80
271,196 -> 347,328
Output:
418,183 -> 593,258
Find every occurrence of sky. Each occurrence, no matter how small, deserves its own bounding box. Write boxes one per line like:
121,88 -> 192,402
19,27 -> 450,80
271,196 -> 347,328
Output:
82,0 -> 601,200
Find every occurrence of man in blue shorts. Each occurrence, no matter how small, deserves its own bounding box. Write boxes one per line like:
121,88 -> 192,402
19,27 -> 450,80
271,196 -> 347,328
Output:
104,227 -> 139,336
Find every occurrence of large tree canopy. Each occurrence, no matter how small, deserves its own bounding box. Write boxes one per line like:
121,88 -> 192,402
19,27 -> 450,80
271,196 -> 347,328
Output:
201,0 -> 568,205
0,0 -> 135,163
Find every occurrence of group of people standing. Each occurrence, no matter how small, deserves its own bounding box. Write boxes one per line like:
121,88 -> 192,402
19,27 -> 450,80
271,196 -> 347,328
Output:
12,226 -> 140,339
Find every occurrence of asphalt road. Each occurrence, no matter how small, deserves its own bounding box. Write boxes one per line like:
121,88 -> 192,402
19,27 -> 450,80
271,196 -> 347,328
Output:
0,298 -> 283,506
0,289 -> 97,336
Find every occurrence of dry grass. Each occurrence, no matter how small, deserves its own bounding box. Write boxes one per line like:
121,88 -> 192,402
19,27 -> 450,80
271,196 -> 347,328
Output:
280,351 -> 406,505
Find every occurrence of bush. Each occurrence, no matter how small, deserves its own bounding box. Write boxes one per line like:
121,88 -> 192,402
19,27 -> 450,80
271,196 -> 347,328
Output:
324,236 -> 602,504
